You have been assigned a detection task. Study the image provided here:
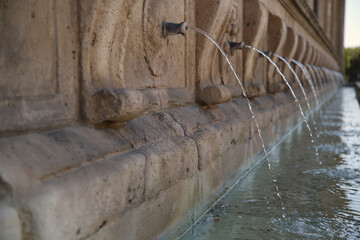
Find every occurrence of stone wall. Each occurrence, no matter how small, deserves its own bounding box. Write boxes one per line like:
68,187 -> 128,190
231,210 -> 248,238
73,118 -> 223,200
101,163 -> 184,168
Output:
0,0 -> 345,239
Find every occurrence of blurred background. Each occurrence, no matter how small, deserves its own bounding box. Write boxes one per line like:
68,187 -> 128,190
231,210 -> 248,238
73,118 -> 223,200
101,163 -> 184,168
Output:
344,0 -> 360,82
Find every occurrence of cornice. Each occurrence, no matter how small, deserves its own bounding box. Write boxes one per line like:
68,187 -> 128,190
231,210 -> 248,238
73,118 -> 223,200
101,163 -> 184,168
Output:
278,0 -> 338,62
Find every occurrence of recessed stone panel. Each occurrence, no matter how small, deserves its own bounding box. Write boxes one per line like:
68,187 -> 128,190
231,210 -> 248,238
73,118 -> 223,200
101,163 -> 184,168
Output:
0,0 -> 78,133
0,0 -> 57,98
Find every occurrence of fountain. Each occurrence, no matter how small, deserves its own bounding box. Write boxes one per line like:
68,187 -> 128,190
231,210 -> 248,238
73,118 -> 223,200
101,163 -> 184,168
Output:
190,27 -> 285,211
272,53 -> 311,112
291,59 -> 319,105
0,1 -> 346,240
243,46 -> 314,140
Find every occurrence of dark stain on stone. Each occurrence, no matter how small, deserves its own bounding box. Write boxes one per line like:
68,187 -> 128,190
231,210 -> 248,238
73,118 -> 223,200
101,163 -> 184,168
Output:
91,32 -> 97,46
98,220 -> 107,230
18,207 -> 36,240
0,176 -> 12,201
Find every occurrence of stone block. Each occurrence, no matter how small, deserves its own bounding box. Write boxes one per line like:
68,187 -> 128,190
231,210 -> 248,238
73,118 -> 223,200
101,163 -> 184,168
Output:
119,112 -> 184,149
215,119 -> 251,175
168,106 -> 211,135
139,136 -> 198,200
252,94 -> 277,111
0,126 -> 131,193
18,152 -> 146,240
188,116 -> 254,199
86,178 -> 197,240
189,124 -> 222,171
216,100 -> 246,120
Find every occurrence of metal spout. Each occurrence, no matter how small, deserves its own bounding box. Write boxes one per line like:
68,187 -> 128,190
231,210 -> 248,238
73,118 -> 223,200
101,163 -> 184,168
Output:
162,21 -> 188,38
223,41 -> 245,55
229,41 -> 245,51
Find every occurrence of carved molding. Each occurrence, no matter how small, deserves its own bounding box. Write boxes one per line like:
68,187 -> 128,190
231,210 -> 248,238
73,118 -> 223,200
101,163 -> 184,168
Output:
278,0 -> 337,61
282,27 -> 298,88
243,0 -> 268,83
267,13 -> 287,93
81,0 -> 195,123
195,0 -> 233,105
243,0 -> 268,97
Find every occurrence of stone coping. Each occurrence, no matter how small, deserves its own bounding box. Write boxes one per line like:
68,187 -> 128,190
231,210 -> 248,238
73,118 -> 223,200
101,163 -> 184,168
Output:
0,84 -> 338,240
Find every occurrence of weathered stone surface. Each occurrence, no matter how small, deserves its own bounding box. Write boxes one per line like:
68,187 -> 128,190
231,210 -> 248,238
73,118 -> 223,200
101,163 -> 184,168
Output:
267,13 -> 287,90
119,112 -> 184,148
19,152 -> 146,240
139,136 -> 198,200
268,82 -> 286,94
168,106 -> 211,135
199,85 -> 232,105
190,124 -> 222,171
0,0 -> 78,133
86,177 -> 198,240
246,83 -> 267,98
0,126 -> 131,192
0,205 -> 21,240
0,0 -> 346,239
243,0 -> 268,92
88,88 -> 149,124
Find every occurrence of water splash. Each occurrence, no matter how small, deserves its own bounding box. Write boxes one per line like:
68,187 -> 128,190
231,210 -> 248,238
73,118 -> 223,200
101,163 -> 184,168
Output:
190,27 -> 285,218
291,59 -> 319,106
273,53 -> 311,113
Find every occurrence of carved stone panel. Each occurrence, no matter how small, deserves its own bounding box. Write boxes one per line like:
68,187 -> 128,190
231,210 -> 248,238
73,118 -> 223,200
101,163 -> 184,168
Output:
243,0 -> 268,97
267,13 -> 287,93
282,28 -> 298,88
213,1 -> 244,98
195,0 -> 234,105
292,36 -> 307,86
0,0 -> 78,134
303,44 -> 316,87
80,0 -> 195,123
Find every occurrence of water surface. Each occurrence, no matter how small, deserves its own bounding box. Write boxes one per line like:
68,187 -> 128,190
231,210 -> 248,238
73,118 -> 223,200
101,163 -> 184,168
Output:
180,87 -> 360,240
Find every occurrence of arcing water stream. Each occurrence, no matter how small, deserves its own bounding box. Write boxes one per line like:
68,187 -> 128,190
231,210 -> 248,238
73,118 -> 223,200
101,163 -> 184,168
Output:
291,59 -> 319,106
185,26 -> 344,240
189,27 -> 286,220
245,45 -> 314,142
273,53 -> 312,112
181,87 -> 359,240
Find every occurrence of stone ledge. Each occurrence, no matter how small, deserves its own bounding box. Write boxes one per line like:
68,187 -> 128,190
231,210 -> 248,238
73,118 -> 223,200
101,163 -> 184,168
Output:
0,83 -> 339,240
